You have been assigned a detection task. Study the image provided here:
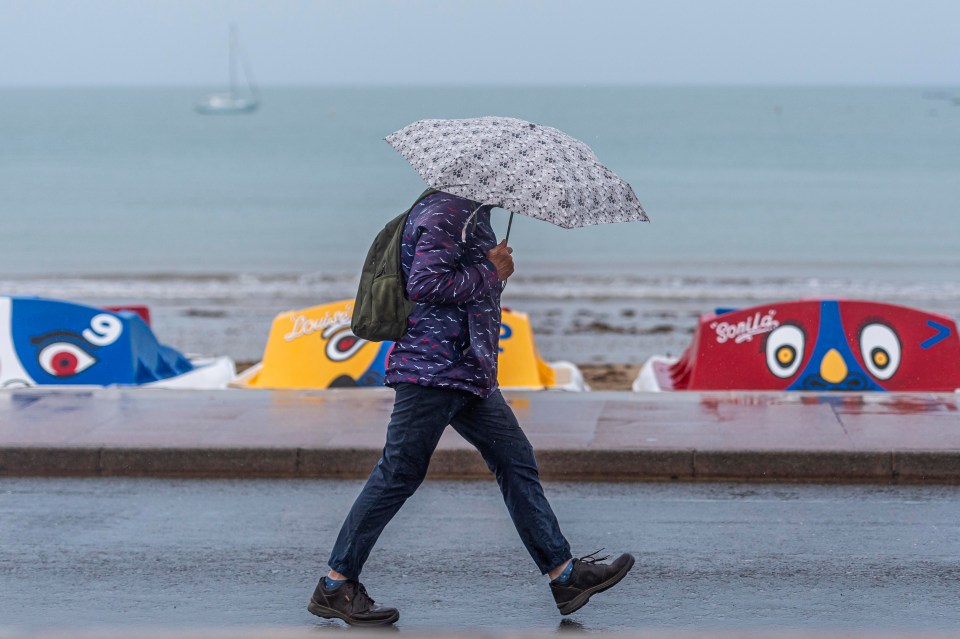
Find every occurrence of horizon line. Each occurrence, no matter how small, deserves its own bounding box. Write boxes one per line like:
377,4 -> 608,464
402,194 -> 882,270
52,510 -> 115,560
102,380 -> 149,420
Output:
0,81 -> 956,90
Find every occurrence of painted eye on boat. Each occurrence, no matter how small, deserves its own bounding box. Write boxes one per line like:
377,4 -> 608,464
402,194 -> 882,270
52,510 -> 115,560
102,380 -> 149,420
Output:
765,325 -> 805,378
860,323 -> 900,380
38,342 -> 97,377
324,327 -> 366,362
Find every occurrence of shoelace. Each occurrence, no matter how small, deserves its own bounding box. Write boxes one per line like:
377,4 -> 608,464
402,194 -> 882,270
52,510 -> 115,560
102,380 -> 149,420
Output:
577,548 -> 611,564
342,581 -> 376,612
354,582 -> 375,607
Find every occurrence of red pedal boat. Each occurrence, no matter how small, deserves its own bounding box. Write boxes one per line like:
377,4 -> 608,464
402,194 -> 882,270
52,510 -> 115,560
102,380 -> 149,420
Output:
634,299 -> 960,392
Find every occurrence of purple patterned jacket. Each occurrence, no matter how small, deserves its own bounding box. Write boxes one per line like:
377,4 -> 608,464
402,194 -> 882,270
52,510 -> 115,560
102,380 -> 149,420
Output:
384,192 -> 502,398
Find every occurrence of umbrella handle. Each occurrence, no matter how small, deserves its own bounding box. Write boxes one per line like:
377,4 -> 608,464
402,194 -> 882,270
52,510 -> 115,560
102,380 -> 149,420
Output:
500,211 -> 514,292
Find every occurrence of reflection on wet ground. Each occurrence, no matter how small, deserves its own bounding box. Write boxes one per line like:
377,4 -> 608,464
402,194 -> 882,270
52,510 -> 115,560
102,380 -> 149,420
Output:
695,392 -> 959,413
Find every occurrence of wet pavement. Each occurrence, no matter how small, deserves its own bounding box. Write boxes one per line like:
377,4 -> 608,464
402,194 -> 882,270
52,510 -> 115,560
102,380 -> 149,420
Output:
2,478 -> 960,633
2,388 -> 960,482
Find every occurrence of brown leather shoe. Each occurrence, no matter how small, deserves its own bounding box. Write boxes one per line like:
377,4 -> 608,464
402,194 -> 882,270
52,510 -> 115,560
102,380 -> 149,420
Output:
549,550 -> 635,615
308,578 -> 400,626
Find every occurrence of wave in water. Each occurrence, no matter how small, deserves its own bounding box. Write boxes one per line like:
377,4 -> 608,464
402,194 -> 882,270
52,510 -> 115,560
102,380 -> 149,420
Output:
2,273 -> 959,306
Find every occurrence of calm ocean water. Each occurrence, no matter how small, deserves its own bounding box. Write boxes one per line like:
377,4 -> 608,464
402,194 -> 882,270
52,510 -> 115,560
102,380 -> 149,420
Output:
2,86 -> 958,362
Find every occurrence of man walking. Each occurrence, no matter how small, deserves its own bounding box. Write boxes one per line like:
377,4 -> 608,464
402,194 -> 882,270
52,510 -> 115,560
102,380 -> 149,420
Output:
309,191 -> 634,626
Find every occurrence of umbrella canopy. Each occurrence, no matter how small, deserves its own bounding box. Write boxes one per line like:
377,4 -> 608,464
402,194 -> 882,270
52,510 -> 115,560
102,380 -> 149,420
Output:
385,116 -> 648,230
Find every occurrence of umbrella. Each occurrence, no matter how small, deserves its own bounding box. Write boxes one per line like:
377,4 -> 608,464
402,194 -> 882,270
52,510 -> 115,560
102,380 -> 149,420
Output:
385,116 -> 648,241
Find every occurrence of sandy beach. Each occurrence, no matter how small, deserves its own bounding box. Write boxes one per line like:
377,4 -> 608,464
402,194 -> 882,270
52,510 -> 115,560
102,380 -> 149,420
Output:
575,363 -> 643,391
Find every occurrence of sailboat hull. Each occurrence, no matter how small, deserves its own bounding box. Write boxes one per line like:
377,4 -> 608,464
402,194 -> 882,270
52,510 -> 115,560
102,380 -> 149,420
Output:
195,93 -> 258,114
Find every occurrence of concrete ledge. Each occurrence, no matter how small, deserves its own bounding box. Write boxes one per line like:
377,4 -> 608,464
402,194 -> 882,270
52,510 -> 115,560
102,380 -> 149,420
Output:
99,448 -> 299,478
7,446 -> 957,483
539,449 -> 695,481
298,447 -> 380,478
693,450 -> 895,483
426,448 -> 490,479
0,447 -> 100,476
894,450 -> 960,484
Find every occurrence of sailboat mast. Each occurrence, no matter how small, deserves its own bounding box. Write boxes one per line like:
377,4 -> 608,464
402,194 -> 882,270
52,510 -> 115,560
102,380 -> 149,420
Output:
229,23 -> 238,96
238,38 -> 260,101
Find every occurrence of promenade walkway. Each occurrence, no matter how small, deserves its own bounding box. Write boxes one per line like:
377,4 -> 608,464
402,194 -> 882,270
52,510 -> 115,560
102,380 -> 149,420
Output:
1,388 -> 958,482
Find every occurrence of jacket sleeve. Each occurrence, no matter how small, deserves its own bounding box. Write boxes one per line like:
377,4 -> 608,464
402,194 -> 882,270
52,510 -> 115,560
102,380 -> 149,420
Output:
406,207 -> 500,306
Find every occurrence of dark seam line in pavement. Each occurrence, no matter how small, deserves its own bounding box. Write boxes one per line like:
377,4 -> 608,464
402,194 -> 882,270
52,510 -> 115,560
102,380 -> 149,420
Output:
691,449 -> 701,480
682,449 -> 693,481
829,402 -> 853,442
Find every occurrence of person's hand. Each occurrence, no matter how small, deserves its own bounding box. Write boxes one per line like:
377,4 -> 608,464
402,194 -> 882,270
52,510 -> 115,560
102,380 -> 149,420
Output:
486,240 -> 514,282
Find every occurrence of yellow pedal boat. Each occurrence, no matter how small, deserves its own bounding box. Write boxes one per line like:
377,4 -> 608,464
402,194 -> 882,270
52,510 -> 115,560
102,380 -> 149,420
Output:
231,299 -> 587,392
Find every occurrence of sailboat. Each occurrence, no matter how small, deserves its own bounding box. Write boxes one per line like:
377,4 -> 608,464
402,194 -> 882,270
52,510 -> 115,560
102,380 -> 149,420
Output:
195,24 -> 260,114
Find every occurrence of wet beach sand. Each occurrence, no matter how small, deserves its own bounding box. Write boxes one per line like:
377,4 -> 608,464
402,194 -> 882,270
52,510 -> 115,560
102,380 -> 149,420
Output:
575,363 -> 643,390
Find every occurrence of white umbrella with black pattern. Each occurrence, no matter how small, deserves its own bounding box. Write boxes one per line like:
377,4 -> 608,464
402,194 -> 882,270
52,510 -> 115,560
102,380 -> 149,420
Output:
385,116 -> 648,241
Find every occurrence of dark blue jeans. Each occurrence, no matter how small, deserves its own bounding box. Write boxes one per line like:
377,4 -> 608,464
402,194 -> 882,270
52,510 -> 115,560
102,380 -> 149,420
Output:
328,383 -> 572,579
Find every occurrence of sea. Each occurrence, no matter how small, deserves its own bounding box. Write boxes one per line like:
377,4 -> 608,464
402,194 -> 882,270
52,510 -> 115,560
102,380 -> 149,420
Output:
2,86 -> 958,364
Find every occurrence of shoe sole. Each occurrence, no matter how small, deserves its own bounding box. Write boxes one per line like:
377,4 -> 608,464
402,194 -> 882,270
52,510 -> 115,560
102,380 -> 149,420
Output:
308,599 -> 400,626
557,554 -> 636,616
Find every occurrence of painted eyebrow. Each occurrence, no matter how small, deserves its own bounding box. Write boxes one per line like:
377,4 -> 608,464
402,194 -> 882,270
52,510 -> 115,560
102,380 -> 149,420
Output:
29,330 -> 91,346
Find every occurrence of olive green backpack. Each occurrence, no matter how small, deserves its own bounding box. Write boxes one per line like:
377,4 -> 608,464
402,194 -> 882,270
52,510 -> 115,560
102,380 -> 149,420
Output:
351,189 -> 437,342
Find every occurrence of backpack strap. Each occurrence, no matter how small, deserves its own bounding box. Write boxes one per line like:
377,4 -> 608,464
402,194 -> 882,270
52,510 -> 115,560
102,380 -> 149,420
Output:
397,187 -> 438,267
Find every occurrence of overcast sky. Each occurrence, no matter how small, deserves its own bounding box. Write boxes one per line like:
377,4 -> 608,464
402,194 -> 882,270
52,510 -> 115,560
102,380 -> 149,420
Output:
2,0 -> 958,86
